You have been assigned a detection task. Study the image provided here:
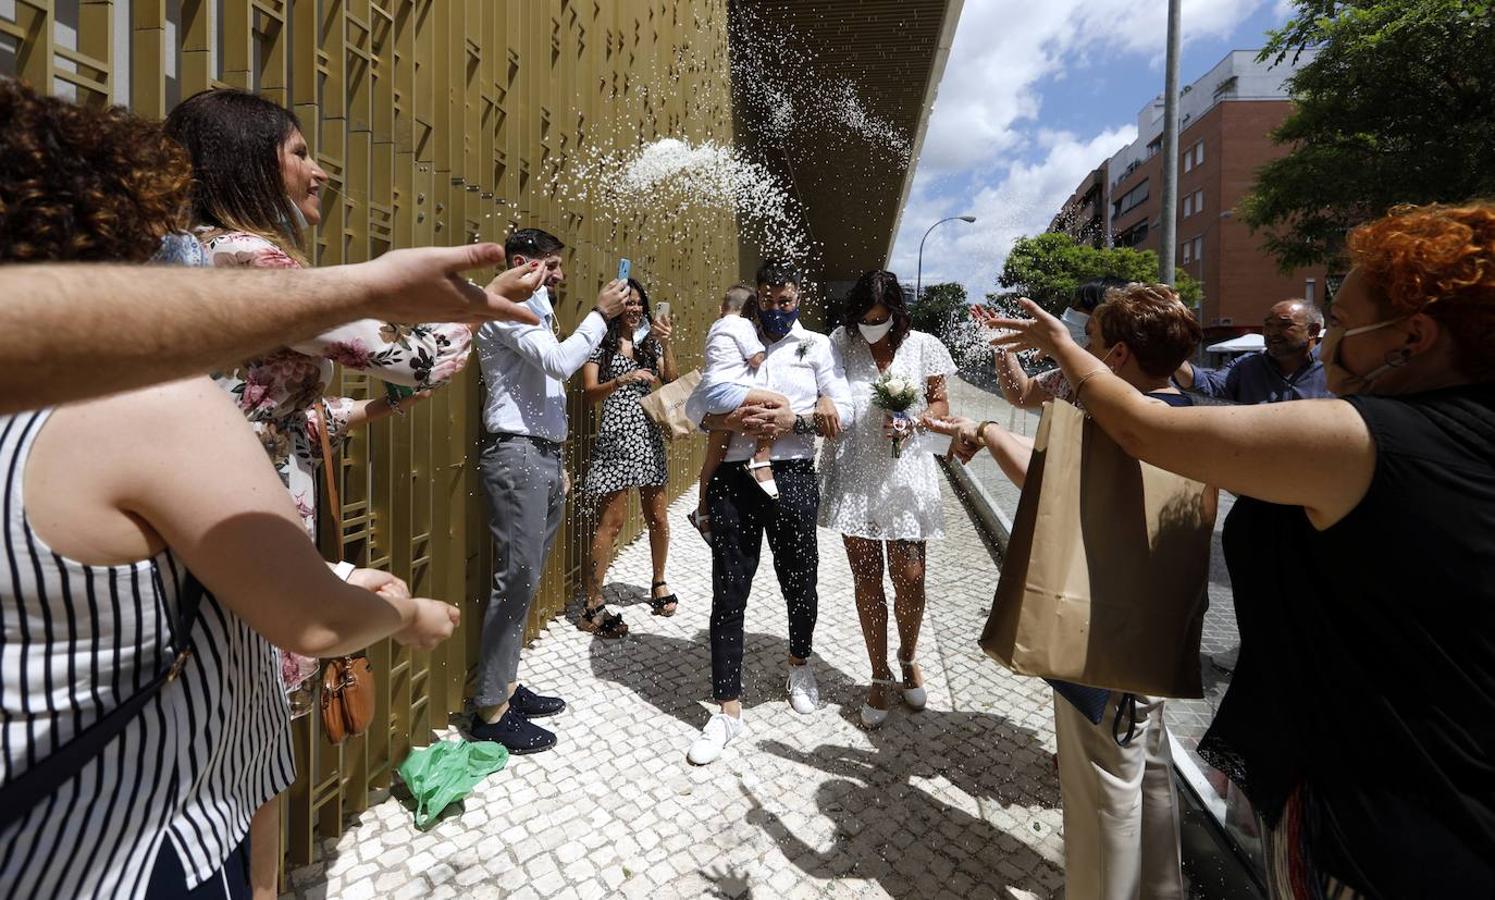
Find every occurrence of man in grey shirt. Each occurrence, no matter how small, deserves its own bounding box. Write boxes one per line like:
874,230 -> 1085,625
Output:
469,228 -> 627,754
1176,299 -> 1331,404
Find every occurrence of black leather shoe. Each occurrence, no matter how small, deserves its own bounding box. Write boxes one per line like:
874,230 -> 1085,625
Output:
469,707 -> 557,754
511,684 -> 566,718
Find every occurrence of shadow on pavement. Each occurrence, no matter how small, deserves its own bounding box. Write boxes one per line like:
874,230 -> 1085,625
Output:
585,627 -> 862,730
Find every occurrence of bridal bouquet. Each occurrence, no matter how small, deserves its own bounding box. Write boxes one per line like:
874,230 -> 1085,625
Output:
870,373 -> 921,458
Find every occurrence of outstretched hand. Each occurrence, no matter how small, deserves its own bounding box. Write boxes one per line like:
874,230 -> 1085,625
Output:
984,297 -> 1074,360
353,243 -> 542,326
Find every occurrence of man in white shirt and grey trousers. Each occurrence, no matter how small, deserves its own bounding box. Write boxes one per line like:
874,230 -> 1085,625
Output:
469,228 -> 627,754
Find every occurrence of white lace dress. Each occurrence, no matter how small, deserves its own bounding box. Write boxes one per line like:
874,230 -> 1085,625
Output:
817,328 -> 957,541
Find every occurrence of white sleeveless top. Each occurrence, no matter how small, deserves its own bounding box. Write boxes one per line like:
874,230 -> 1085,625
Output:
0,410 -> 295,898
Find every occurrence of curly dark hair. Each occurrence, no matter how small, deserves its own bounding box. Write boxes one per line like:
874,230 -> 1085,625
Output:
596,278 -> 662,377
0,78 -> 190,263
844,269 -> 913,352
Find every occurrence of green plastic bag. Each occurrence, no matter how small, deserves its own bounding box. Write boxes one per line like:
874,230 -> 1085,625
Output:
397,739 -> 508,829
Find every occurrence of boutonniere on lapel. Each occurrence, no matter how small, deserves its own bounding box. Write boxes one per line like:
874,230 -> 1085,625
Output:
795,341 -> 811,361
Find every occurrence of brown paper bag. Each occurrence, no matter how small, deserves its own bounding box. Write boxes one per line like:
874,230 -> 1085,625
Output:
640,368 -> 703,441
980,399 -> 1216,698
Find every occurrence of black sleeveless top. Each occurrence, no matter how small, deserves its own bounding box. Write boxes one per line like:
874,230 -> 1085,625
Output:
1202,384 -> 1495,897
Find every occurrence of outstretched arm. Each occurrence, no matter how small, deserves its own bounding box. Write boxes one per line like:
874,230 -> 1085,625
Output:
0,244 -> 542,414
991,299 -> 1375,527
81,378 -> 460,655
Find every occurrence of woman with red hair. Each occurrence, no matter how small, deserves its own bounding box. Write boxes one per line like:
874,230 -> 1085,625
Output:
988,203 -> 1495,899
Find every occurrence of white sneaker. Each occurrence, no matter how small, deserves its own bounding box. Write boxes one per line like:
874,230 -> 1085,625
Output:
687,712 -> 745,765
786,664 -> 819,715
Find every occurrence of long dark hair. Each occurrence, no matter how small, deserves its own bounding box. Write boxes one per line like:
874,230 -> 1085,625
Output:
597,278 -> 661,376
844,269 -> 913,352
164,88 -> 308,260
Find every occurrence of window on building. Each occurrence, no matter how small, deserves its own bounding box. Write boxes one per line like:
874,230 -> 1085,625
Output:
1183,151 -> 1192,174
1193,236 -> 1204,262
1194,141 -> 1205,167
1194,189 -> 1205,214
1115,221 -> 1149,248
1146,137 -> 1162,159
1182,240 -> 1193,263
1112,180 -> 1149,219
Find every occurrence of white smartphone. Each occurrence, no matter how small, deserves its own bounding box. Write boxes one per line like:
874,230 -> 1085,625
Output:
654,301 -> 672,322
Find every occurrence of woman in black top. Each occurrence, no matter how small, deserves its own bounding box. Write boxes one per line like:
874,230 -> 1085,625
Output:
989,202 -> 1495,899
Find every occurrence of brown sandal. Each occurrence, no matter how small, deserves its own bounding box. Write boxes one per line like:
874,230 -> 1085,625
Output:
579,602 -> 628,638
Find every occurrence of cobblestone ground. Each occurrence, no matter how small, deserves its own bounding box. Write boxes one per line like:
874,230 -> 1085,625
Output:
283,470 -> 1066,900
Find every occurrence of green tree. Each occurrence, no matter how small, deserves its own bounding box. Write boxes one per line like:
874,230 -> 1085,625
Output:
997,232 -> 1202,312
1243,1 -> 1495,270
909,281 -> 969,336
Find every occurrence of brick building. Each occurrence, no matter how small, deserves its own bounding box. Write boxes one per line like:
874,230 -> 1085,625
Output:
1054,50 -> 1329,343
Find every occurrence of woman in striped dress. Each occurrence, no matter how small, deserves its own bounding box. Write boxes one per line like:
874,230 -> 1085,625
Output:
0,79 -> 460,900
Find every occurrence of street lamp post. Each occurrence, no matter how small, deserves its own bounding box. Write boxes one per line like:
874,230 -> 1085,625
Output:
1160,0 -> 1182,285
916,215 -> 977,304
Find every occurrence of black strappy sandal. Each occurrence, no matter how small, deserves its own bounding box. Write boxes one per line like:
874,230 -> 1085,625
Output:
578,602 -> 629,639
648,580 -> 679,617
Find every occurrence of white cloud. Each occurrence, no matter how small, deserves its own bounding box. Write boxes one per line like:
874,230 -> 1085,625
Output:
894,0 -> 1265,294
890,126 -> 1137,293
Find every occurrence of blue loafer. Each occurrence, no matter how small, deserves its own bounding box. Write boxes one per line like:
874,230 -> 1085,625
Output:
511,684 -> 566,718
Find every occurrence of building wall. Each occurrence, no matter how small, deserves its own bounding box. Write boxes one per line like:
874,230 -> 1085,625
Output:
1,0 -> 739,865
1104,97 -> 1326,340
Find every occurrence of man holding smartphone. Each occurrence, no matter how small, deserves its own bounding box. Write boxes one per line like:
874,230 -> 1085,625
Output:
468,227 -> 628,754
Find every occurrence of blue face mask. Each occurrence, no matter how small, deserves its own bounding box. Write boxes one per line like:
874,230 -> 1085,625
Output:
759,307 -> 799,339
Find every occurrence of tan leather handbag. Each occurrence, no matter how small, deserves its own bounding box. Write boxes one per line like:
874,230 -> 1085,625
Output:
315,401 -> 376,746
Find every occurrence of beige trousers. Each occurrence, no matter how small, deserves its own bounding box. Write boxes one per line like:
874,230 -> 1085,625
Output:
1054,692 -> 1185,900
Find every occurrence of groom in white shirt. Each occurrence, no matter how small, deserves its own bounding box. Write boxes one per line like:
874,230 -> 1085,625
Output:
683,260 -> 853,765
468,228 -> 627,754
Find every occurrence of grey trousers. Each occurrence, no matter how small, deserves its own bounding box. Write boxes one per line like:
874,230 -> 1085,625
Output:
473,434 -> 566,707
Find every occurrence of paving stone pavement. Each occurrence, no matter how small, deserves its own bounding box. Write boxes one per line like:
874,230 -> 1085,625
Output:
283,462 -> 1067,899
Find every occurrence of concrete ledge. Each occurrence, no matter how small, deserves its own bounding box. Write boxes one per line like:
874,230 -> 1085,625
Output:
940,454 -> 1013,555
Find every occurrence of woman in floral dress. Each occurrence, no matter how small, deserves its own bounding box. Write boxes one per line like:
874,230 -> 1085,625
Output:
167,91 -> 471,579
166,88 -> 473,898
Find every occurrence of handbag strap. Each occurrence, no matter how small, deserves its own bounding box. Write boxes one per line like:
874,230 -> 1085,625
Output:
314,400 -> 343,564
0,573 -> 205,832
1112,692 -> 1140,747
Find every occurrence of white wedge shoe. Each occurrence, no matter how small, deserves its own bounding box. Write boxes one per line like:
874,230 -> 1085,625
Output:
899,653 -> 927,711
859,677 -> 899,729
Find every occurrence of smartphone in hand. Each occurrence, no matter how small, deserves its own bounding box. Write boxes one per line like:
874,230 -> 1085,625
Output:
617,258 -> 632,283
654,301 -> 671,322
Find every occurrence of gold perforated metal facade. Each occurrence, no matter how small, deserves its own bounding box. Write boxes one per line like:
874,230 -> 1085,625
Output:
2,0 -> 735,863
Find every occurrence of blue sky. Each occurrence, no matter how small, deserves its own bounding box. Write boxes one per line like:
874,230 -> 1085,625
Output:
887,0 -> 1296,297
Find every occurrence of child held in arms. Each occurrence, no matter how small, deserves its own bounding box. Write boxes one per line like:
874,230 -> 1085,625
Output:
689,283 -> 790,539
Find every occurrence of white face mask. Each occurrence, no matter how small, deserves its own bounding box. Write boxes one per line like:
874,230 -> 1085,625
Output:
859,319 -> 894,344
632,320 -> 651,344
1320,317 -> 1407,393
1061,307 -> 1090,347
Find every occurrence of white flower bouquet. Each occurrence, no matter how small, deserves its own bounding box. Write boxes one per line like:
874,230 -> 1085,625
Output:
870,373 -> 921,458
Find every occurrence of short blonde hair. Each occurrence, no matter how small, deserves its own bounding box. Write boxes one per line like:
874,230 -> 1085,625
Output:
722,282 -> 755,313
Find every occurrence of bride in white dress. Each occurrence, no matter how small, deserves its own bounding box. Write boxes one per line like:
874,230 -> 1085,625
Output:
818,270 -> 956,727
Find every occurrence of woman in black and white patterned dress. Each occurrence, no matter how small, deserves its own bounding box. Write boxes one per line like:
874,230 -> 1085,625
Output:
580,279 -> 679,634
